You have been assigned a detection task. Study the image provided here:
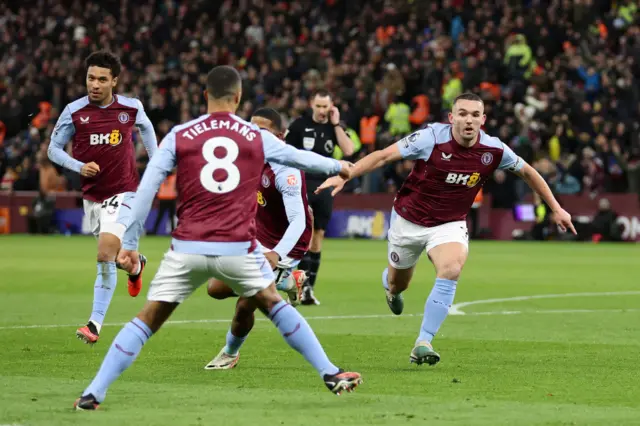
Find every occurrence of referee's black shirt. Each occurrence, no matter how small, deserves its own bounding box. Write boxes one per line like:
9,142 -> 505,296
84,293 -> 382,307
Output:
285,114 -> 339,181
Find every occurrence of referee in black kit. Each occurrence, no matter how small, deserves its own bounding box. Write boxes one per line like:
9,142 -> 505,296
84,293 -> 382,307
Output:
285,89 -> 354,305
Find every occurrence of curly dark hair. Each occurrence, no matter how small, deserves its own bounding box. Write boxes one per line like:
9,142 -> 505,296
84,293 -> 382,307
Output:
85,51 -> 122,78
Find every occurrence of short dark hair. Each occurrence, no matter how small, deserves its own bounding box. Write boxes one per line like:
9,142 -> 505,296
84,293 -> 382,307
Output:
206,66 -> 241,101
312,89 -> 332,100
453,92 -> 483,105
252,107 -> 283,131
85,51 -> 122,78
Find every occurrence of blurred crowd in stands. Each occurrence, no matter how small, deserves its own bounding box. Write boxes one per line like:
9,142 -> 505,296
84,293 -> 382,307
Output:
0,0 -> 639,210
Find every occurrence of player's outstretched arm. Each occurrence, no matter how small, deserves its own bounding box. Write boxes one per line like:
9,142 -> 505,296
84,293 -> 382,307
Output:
512,162 -> 577,235
497,141 -> 576,234
120,132 -> 177,250
315,144 -> 403,196
272,168 -> 307,260
315,127 -> 436,196
47,106 -> 92,175
134,99 -> 158,158
262,129 -> 351,179
349,144 -> 403,180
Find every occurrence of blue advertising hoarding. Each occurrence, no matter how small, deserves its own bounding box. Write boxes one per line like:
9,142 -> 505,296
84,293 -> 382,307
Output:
54,208 -> 392,240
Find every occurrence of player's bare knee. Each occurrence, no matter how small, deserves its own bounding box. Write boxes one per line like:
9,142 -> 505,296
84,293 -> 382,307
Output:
388,266 -> 413,293
96,243 -> 119,262
388,274 -> 410,293
252,284 -> 283,315
235,297 -> 256,316
208,289 -> 228,300
437,261 -> 464,281
137,301 -> 178,333
97,248 -> 118,262
207,279 -> 235,299
207,285 -> 228,300
97,233 -> 121,262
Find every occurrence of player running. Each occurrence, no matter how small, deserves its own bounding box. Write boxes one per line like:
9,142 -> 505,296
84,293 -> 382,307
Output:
48,51 -> 157,345
316,93 -> 576,366
73,66 -> 361,411
204,107 -> 312,370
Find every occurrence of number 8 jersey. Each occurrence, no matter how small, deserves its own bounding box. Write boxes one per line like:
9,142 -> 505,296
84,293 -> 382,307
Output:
173,112 -> 264,245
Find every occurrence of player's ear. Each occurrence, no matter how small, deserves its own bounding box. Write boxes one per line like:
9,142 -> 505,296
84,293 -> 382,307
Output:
203,90 -> 208,102
481,114 -> 487,125
448,111 -> 454,124
111,76 -> 118,88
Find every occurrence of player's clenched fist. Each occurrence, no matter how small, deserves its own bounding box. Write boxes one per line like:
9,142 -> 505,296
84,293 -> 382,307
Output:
81,162 -> 100,177
117,249 -> 140,274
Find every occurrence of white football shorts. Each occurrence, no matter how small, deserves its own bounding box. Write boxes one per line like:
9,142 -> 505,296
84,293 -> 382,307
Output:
147,247 -> 275,303
387,208 -> 469,269
83,192 -> 135,241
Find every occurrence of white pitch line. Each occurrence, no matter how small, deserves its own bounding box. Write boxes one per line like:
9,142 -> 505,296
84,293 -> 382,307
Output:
0,313 -> 420,331
2,292 -> 640,331
449,291 -> 640,315
459,308 -> 640,316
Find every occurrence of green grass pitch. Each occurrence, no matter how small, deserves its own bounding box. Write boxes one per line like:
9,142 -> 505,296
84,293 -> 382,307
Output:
0,235 -> 639,425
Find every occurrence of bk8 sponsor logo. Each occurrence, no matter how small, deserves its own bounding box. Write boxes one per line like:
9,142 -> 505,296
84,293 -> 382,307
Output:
445,172 -> 481,188
90,130 -> 122,146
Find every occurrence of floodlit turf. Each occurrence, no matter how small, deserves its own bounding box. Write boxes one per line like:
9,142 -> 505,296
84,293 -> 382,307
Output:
0,235 -> 639,425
